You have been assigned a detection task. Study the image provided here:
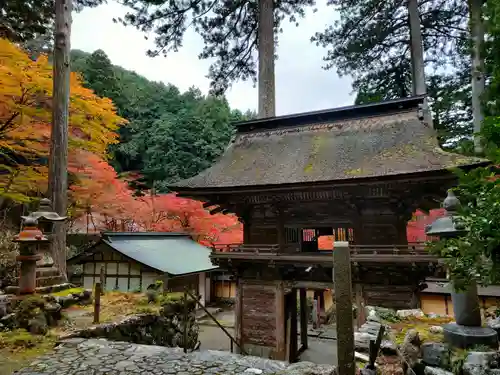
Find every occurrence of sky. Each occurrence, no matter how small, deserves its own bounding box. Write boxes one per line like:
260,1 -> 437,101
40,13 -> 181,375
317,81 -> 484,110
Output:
71,1 -> 353,115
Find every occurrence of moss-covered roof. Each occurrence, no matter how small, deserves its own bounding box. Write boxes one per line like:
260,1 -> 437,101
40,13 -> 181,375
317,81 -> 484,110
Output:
172,98 -> 485,189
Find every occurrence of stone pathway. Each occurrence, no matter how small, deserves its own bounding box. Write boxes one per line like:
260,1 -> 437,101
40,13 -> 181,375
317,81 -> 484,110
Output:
14,338 -> 337,375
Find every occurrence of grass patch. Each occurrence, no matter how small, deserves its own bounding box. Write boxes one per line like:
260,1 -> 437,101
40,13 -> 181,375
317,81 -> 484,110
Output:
0,330 -> 56,375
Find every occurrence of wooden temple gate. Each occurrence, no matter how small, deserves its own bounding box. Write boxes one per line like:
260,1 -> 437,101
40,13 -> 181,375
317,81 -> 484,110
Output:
170,96 -> 486,361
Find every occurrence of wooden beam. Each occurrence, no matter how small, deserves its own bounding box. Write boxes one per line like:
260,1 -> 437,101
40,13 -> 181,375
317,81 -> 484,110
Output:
275,281 -> 286,360
234,278 -> 243,354
290,280 -> 334,290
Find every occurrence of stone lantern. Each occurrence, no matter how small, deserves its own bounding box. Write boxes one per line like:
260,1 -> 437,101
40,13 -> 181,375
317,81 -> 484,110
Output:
426,190 -> 498,348
14,217 -> 49,294
24,198 -> 67,235
20,198 -> 67,288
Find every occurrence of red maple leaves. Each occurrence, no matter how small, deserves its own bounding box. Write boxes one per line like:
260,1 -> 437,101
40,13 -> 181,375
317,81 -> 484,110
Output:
68,152 -> 242,245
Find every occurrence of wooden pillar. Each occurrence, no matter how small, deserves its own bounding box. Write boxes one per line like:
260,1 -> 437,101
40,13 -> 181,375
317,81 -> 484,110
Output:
275,281 -> 286,360
355,283 -> 366,329
290,289 -> 298,362
299,288 -> 308,349
234,278 -> 243,354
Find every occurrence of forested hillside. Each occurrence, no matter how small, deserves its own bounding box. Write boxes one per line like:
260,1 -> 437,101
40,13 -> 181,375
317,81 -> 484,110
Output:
70,49 -> 255,192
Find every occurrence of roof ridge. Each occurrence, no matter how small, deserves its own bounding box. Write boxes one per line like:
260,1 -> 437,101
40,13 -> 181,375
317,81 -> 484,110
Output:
236,110 -> 418,139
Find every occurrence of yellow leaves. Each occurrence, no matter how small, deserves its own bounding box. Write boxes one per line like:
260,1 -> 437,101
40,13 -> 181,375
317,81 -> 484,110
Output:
0,38 -> 126,202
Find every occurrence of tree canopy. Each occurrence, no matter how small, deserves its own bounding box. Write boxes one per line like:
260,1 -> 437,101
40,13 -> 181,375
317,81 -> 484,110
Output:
0,38 -> 124,203
312,0 -> 471,143
118,0 -> 316,94
70,48 -> 254,191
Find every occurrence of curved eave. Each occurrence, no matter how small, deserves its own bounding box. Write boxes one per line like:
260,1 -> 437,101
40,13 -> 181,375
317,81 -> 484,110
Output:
171,161 -> 489,198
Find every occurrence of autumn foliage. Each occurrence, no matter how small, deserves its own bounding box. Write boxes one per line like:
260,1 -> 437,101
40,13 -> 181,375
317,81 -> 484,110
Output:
0,38 -> 123,202
69,152 -> 242,244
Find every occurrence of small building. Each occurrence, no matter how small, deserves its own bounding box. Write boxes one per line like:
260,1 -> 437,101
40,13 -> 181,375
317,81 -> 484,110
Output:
67,232 -> 217,305
420,279 -> 500,316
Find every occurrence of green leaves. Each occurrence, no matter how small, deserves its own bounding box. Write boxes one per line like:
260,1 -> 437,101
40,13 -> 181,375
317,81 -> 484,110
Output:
71,49 -> 249,192
313,0 -> 472,144
428,163 -> 500,290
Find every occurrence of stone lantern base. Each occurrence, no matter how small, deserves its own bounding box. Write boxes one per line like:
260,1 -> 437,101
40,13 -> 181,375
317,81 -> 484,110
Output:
443,323 -> 498,349
35,251 -> 65,287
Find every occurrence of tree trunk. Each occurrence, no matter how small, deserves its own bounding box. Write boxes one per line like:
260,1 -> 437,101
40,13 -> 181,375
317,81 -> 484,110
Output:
49,0 -> 72,281
408,0 -> 426,97
258,0 -> 276,118
470,0 -> 485,154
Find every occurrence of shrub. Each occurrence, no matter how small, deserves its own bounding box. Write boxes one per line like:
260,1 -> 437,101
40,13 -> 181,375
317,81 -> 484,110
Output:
0,230 -> 19,288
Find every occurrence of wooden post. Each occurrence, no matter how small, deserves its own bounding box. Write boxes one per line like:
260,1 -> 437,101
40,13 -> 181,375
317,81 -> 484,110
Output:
93,282 -> 101,324
355,283 -> 366,329
183,287 -> 188,353
275,281 -> 286,360
49,0 -> 72,280
333,241 -> 355,375
312,298 -> 318,329
234,278 -> 243,354
99,266 -> 105,295
299,288 -> 308,349
290,289 -> 298,362
285,310 -> 292,362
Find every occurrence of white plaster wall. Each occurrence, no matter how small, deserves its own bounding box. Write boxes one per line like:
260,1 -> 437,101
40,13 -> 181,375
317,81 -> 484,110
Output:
198,273 -> 206,306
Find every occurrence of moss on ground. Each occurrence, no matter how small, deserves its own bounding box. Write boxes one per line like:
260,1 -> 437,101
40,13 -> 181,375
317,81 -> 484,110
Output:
390,316 -> 453,346
51,287 -> 85,297
0,330 -> 56,375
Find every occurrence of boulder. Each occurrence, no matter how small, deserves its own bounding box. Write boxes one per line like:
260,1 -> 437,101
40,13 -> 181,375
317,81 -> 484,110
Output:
28,312 -> 48,335
396,309 -> 425,319
0,313 -> 16,330
424,366 -> 453,375
421,342 -> 450,368
463,351 -> 500,375
44,302 -> 62,325
429,326 -> 444,334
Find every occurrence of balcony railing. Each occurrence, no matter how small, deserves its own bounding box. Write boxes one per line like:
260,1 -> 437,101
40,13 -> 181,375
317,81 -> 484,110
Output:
211,242 -> 438,264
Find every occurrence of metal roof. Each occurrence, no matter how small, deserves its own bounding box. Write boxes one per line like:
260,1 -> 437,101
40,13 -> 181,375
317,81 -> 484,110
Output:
69,232 -> 218,276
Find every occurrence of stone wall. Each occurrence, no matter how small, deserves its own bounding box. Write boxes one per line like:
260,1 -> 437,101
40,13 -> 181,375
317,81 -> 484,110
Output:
60,298 -> 199,349
241,281 -> 277,357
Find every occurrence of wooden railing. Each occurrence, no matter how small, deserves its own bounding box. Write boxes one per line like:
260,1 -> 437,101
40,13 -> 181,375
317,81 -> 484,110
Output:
211,242 -> 438,264
213,243 -> 280,253
213,243 -> 427,254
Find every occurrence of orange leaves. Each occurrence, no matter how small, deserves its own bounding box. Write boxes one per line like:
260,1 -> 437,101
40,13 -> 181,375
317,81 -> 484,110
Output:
0,38 -> 125,202
68,152 -> 243,244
